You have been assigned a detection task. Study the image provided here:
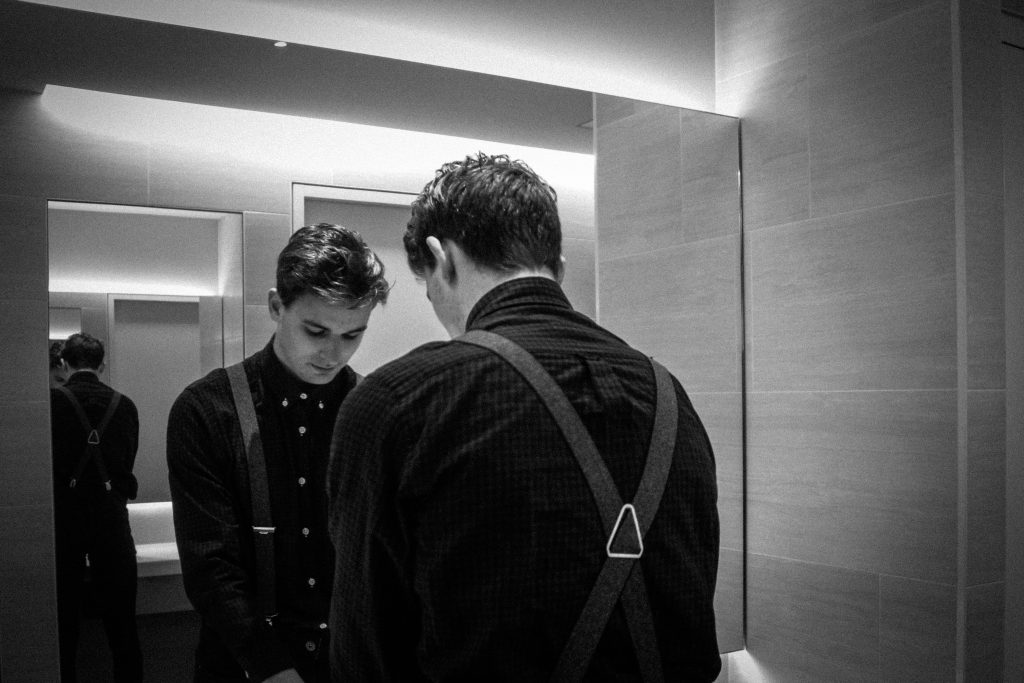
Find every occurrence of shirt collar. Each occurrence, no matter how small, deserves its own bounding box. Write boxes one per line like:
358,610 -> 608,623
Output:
465,276 -> 573,330
260,337 -> 351,405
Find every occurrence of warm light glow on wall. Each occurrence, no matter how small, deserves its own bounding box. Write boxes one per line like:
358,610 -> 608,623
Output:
39,86 -> 595,207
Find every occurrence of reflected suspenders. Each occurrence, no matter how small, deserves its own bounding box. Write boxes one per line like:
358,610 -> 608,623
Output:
57,385 -> 122,492
458,330 -> 678,683
226,363 -> 278,623
226,362 -> 362,624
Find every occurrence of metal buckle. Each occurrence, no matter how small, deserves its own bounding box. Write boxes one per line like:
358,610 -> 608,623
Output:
606,503 -> 643,559
252,526 -> 276,535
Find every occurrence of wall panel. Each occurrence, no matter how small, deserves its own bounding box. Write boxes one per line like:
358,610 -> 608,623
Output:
595,93 -> 743,655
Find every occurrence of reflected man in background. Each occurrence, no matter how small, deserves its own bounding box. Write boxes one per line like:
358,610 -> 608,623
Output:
49,339 -> 68,387
51,333 -> 142,682
167,224 -> 389,683
326,154 -> 722,681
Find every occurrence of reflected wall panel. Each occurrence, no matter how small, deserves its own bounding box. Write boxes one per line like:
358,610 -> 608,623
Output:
595,93 -> 743,654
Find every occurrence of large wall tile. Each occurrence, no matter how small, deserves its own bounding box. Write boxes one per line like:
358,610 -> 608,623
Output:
0,401 -> 53,508
966,582 -> 1005,681
718,54 -> 809,231
878,576 -> 957,682
0,195 -> 47,300
961,1 -> 1005,200
715,0 -> 934,82
0,91 -> 149,205
747,391 -> 958,583
689,392 -> 743,551
561,237 -> 595,319
599,236 -> 741,393
596,104 -> 683,256
747,196 -> 957,391
242,212 -> 291,305
678,110 -> 741,242
0,504 -> 59,682
746,553 -> 879,683
0,299 -> 50,404
807,4 -> 954,217
967,391 -> 1006,586
715,547 -> 743,653
966,192 -> 1006,389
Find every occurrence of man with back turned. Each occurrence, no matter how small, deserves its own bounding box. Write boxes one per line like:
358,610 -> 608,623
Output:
326,153 -> 722,681
51,332 -> 142,682
168,224 -> 390,683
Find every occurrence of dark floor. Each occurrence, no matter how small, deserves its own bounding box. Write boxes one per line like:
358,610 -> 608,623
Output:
76,610 -> 201,682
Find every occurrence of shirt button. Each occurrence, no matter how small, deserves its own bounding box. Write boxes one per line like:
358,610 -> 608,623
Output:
298,426 -> 307,436
307,577 -> 316,587
318,401 -> 324,410
319,623 -> 328,630
300,393 -> 308,400
281,398 -> 288,407
301,527 -> 310,537
298,477 -> 306,486
305,640 -> 316,652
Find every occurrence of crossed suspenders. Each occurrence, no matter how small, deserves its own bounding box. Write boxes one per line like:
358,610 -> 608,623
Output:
56,385 -> 122,493
227,331 -> 677,682
459,330 -> 677,683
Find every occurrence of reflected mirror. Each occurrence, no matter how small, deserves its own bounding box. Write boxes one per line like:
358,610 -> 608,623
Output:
48,202 -> 244,503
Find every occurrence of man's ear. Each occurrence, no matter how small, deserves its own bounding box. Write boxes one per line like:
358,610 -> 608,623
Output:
267,288 -> 283,321
426,236 -> 456,283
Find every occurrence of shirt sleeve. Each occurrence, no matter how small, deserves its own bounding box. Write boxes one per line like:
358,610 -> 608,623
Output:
121,396 -> 140,500
326,376 -> 422,682
166,385 -> 294,682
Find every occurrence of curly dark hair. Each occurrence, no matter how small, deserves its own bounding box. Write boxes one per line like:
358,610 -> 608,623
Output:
276,223 -> 390,308
403,153 -> 562,278
61,333 -> 104,370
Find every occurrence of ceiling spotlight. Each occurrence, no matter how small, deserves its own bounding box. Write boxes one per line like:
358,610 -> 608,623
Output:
273,41 -> 288,48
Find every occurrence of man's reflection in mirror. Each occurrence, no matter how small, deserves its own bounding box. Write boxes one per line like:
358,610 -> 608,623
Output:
167,224 -> 390,683
51,333 -> 143,682
49,340 -> 68,388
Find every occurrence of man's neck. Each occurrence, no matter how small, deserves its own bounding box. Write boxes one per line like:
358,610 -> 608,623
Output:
67,367 -> 99,377
453,269 -> 556,333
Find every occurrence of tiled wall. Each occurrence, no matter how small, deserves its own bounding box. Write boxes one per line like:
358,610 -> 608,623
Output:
594,94 -> 744,655
716,1 -> 1006,680
0,88 -> 452,680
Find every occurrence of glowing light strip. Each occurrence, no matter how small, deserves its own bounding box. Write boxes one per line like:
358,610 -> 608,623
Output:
40,86 -> 594,204
48,278 -> 217,297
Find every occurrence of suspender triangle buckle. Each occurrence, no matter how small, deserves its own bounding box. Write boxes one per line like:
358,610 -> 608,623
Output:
606,503 -> 643,559
87,429 -> 100,445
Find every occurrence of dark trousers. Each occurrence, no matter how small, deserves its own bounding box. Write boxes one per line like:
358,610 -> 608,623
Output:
55,493 -> 143,683
193,622 -> 330,683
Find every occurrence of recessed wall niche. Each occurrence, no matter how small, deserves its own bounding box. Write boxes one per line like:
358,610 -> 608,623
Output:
47,201 -> 243,503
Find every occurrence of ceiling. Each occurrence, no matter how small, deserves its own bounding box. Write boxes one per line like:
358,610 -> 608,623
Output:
0,1 -> 593,152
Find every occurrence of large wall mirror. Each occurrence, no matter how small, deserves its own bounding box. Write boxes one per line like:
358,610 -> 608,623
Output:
5,1 -> 742,676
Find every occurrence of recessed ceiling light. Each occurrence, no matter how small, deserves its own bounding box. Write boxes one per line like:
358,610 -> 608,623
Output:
273,41 -> 288,48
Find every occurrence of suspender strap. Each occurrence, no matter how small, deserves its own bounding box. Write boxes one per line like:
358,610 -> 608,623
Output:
57,386 -> 121,491
457,330 -> 677,683
226,362 -> 278,622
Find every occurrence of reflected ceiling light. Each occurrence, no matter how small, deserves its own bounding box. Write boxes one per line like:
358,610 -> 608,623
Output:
39,86 -> 594,205
49,277 -> 215,297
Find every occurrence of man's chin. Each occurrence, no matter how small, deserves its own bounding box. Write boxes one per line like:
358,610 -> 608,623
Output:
305,366 -> 340,384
